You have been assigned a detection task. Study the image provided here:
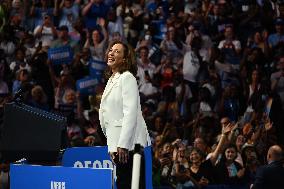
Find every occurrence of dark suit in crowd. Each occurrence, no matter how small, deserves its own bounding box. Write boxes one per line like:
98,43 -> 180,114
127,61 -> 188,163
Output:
252,160 -> 284,189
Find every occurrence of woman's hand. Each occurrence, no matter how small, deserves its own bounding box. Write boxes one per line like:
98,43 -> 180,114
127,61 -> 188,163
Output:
117,147 -> 129,164
222,122 -> 234,135
237,168 -> 245,178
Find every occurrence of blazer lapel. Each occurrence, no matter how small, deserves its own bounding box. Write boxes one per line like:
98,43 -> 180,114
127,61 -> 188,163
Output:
101,72 -> 121,102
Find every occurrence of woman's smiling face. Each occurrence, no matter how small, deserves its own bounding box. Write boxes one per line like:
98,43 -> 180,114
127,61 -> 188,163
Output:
190,149 -> 202,163
225,147 -> 237,162
107,43 -> 125,70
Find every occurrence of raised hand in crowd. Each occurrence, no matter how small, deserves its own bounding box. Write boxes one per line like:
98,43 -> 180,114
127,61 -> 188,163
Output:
97,17 -> 106,27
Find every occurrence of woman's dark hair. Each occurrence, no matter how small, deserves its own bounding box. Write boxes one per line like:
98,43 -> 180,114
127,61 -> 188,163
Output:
104,40 -> 137,79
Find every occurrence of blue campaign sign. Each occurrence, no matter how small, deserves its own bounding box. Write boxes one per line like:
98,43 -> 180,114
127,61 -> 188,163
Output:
10,164 -> 113,189
62,146 -> 112,168
152,20 -> 166,40
48,46 -> 74,65
76,77 -> 98,95
89,59 -> 106,81
62,146 -> 153,189
62,147 -> 116,186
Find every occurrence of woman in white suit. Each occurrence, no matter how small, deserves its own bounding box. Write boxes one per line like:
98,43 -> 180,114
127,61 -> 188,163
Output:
99,41 -> 151,189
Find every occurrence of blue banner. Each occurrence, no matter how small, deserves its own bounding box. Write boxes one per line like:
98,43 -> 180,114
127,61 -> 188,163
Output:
62,146 -> 112,168
48,46 -> 74,65
76,77 -> 98,95
89,59 -> 106,82
10,164 -> 113,189
152,20 -> 166,40
61,146 -> 153,189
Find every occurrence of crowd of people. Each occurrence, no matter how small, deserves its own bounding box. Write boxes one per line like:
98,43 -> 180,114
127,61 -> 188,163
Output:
0,0 -> 284,188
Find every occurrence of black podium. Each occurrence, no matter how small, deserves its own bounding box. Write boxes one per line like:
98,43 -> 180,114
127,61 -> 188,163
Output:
0,102 -> 67,162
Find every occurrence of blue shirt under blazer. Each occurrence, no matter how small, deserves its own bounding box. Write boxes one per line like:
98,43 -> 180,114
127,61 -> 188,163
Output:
99,71 -> 151,152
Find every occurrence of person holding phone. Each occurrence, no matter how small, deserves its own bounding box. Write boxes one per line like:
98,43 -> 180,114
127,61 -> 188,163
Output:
33,13 -> 57,47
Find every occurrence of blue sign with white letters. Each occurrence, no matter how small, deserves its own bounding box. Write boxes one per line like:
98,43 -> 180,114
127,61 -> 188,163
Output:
62,146 -> 153,189
10,164 -> 113,189
89,59 -> 106,82
76,77 -> 98,95
48,46 -> 74,65
62,146 -> 115,174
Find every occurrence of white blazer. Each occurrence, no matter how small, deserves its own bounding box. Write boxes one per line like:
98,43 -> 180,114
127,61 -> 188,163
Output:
99,71 -> 151,152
